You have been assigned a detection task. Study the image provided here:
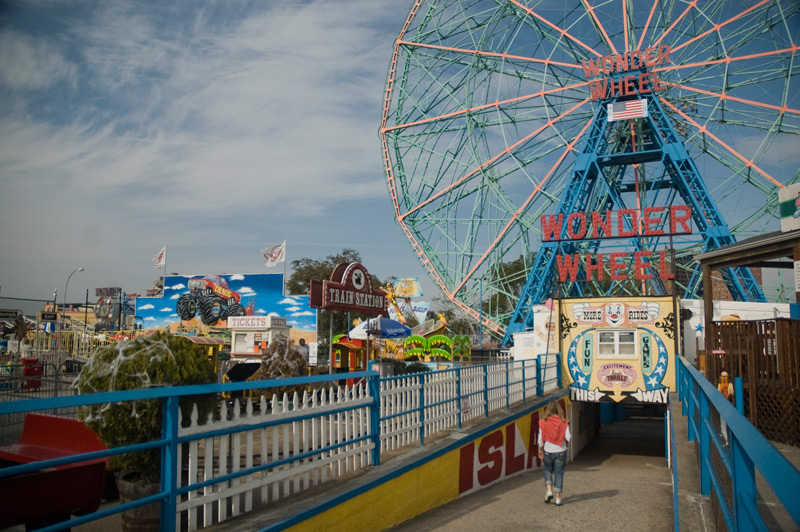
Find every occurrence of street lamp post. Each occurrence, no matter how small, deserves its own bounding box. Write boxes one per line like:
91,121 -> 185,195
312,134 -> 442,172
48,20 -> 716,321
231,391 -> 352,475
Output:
63,267 -> 84,354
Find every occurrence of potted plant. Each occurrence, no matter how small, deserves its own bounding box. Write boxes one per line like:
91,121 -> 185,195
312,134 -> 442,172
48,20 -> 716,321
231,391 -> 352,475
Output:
75,331 -> 217,531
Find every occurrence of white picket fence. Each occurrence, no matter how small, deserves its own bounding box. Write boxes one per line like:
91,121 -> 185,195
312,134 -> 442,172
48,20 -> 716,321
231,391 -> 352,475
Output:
175,358 -> 555,530
176,384 -> 374,531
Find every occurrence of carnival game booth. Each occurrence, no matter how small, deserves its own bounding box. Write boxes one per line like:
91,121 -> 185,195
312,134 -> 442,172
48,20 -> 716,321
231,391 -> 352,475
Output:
228,315 -> 290,359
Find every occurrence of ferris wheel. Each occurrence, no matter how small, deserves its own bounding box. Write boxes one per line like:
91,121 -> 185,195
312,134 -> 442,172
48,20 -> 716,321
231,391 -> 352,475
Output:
380,0 -> 800,341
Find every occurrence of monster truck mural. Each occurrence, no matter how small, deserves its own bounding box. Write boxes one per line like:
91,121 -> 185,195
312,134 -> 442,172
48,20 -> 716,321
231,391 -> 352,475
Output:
177,275 -> 246,325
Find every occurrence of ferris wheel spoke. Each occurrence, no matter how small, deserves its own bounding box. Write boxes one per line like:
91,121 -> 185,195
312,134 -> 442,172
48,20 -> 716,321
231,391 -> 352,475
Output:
507,0 -> 602,58
388,104 -> 590,203
581,0 -> 619,56
449,118 -> 594,296
383,79 -> 592,134
398,39 -> 580,70
671,0 -> 772,54
635,0 -> 660,50
657,46 -> 800,77
398,97 -> 591,221
651,1 -> 699,49
662,81 -> 800,118
663,99 -> 785,190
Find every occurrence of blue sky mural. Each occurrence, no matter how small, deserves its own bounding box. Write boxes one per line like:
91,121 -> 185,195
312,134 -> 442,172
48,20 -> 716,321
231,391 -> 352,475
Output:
135,273 -> 315,332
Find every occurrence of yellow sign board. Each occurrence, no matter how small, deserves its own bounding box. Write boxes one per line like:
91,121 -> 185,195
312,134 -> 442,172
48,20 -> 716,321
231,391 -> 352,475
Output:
560,296 -> 677,404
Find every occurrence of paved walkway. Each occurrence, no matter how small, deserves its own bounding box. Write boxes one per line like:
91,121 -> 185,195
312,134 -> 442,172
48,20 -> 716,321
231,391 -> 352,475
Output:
388,414 -> 678,532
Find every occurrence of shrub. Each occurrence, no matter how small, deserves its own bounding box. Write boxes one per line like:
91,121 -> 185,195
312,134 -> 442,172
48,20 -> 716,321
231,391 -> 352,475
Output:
403,362 -> 432,375
75,331 -> 217,483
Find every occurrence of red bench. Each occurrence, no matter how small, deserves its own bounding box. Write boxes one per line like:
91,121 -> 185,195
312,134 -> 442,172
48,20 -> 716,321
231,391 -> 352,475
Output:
0,413 -> 108,529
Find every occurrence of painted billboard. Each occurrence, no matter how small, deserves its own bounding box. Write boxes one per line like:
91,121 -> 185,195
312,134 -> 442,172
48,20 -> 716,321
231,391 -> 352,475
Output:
561,296 -> 677,404
135,273 -> 316,339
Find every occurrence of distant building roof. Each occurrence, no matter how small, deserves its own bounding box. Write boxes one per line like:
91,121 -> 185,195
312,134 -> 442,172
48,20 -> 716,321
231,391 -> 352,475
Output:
185,336 -> 226,346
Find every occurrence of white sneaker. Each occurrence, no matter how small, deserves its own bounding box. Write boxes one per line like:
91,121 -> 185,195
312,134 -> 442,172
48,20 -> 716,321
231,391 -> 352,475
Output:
545,492 -> 553,503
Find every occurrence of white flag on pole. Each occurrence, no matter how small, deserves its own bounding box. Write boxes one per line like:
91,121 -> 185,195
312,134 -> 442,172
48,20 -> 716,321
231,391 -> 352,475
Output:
153,246 -> 167,269
261,241 -> 286,267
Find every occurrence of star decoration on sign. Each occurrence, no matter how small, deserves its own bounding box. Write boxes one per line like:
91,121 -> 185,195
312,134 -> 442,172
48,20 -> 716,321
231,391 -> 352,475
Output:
695,323 -> 704,333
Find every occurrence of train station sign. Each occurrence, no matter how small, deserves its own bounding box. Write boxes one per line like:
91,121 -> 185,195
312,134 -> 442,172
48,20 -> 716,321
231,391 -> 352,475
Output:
309,262 -> 387,315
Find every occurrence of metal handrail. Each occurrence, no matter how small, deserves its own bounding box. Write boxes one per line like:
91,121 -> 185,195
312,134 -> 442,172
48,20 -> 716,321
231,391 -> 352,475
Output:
677,356 -> 800,530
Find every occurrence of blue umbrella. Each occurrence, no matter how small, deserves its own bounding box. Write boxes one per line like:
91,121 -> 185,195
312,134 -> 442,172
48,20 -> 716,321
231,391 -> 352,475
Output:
349,317 -> 411,340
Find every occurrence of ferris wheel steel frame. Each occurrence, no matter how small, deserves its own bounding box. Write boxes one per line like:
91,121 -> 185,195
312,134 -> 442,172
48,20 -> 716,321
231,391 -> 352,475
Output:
380,0 -> 800,344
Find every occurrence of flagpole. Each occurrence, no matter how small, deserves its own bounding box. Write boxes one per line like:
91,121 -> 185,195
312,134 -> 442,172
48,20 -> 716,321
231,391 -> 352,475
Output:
283,242 -> 287,296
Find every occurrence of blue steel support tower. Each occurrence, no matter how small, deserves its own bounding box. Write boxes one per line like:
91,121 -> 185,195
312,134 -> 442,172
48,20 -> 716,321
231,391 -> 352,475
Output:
502,75 -> 766,347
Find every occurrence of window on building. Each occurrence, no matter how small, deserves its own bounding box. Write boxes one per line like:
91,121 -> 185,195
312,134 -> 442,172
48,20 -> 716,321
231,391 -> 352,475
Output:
598,330 -> 637,359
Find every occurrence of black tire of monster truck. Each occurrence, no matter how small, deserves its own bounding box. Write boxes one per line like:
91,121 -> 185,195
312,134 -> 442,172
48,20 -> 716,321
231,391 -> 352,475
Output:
177,294 -> 198,321
200,295 -> 227,325
227,303 -> 245,317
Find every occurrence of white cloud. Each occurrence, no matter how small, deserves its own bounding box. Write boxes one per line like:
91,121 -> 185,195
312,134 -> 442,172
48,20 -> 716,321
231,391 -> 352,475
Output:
279,297 -> 301,305
0,30 -> 77,91
291,310 -> 315,317
139,304 -> 154,310
160,307 -> 172,312
229,274 -> 245,281
238,286 -> 256,296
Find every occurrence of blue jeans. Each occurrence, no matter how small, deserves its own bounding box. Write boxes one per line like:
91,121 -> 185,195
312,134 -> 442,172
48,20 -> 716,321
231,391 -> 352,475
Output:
542,450 -> 567,493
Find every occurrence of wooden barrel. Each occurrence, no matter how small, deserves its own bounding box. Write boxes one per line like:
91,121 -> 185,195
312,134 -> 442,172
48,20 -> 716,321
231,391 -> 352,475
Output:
116,475 -> 161,532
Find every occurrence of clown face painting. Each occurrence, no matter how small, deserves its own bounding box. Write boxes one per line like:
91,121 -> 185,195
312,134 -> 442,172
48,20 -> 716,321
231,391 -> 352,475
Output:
605,302 -> 625,328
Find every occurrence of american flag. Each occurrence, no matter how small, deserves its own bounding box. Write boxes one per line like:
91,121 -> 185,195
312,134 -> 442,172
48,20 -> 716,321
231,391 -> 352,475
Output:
607,99 -> 648,122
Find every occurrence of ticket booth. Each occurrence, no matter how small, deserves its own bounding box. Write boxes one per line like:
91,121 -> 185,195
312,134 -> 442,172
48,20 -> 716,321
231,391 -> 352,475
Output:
228,315 -> 291,359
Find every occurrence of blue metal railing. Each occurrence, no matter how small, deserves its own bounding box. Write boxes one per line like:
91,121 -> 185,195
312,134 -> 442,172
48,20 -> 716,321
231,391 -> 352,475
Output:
677,356 -> 800,531
0,357 -> 561,532
0,372 -> 377,532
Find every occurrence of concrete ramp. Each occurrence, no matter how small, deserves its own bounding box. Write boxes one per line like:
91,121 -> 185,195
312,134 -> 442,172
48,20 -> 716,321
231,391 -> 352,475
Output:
390,416 -> 674,531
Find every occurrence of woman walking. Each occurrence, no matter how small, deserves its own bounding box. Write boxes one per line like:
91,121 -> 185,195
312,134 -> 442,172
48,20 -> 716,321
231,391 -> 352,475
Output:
537,401 -> 571,506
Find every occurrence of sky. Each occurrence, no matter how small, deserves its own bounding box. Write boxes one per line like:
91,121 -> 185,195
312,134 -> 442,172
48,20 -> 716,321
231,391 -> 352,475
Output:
0,0 -> 436,313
